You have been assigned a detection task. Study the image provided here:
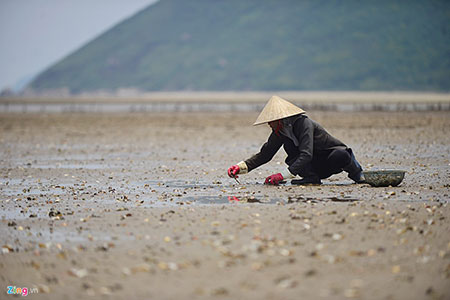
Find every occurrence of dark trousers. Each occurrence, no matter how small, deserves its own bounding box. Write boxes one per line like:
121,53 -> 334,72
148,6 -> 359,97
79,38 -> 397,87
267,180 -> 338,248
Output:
311,148 -> 353,179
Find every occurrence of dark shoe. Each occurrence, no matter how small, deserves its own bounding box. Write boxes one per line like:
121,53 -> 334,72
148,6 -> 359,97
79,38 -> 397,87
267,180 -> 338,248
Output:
348,171 -> 365,184
291,177 -> 322,185
343,149 -> 365,183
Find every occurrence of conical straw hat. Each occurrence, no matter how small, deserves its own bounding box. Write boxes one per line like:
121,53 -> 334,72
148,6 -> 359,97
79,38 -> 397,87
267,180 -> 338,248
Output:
253,95 -> 305,125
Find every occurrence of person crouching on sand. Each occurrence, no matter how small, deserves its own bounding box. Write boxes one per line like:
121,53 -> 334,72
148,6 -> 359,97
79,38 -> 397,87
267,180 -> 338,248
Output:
227,95 -> 365,185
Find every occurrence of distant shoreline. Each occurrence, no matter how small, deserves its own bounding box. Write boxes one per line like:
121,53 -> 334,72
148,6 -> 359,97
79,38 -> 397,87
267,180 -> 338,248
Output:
1,91 -> 449,113
1,91 -> 450,104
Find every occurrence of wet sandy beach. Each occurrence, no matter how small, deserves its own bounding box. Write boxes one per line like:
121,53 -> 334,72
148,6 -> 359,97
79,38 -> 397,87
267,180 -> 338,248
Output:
1,110 -> 449,299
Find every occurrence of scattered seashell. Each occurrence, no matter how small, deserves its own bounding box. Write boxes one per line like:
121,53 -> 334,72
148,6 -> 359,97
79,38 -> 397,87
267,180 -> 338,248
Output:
68,268 -> 88,278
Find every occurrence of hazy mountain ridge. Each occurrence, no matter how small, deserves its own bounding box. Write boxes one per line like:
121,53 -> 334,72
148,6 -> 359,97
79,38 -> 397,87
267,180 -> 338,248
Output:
29,0 -> 450,93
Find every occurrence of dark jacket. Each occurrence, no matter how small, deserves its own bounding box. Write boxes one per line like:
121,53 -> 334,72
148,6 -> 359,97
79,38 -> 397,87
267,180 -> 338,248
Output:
245,114 -> 347,177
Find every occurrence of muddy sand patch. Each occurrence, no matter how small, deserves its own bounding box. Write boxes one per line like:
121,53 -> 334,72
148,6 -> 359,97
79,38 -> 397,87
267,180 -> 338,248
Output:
0,111 -> 449,299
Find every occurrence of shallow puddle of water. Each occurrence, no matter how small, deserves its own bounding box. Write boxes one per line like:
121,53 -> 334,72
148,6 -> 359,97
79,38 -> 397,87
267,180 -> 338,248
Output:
182,195 -> 284,204
157,180 -> 217,189
29,163 -> 111,170
0,206 -> 47,220
0,186 -> 66,197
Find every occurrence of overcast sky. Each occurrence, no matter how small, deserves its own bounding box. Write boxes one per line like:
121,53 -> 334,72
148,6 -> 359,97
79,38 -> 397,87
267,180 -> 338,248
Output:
0,0 -> 159,92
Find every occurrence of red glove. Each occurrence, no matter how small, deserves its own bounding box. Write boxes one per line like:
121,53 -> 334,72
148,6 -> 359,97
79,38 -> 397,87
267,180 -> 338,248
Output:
228,165 -> 240,178
264,173 -> 284,185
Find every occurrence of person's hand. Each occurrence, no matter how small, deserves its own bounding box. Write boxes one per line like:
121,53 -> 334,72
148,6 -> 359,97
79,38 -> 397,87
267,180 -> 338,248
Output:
264,173 -> 284,185
227,165 -> 240,178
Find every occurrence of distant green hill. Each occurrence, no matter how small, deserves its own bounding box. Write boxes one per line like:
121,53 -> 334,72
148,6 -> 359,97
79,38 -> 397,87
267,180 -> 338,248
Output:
30,0 -> 450,93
